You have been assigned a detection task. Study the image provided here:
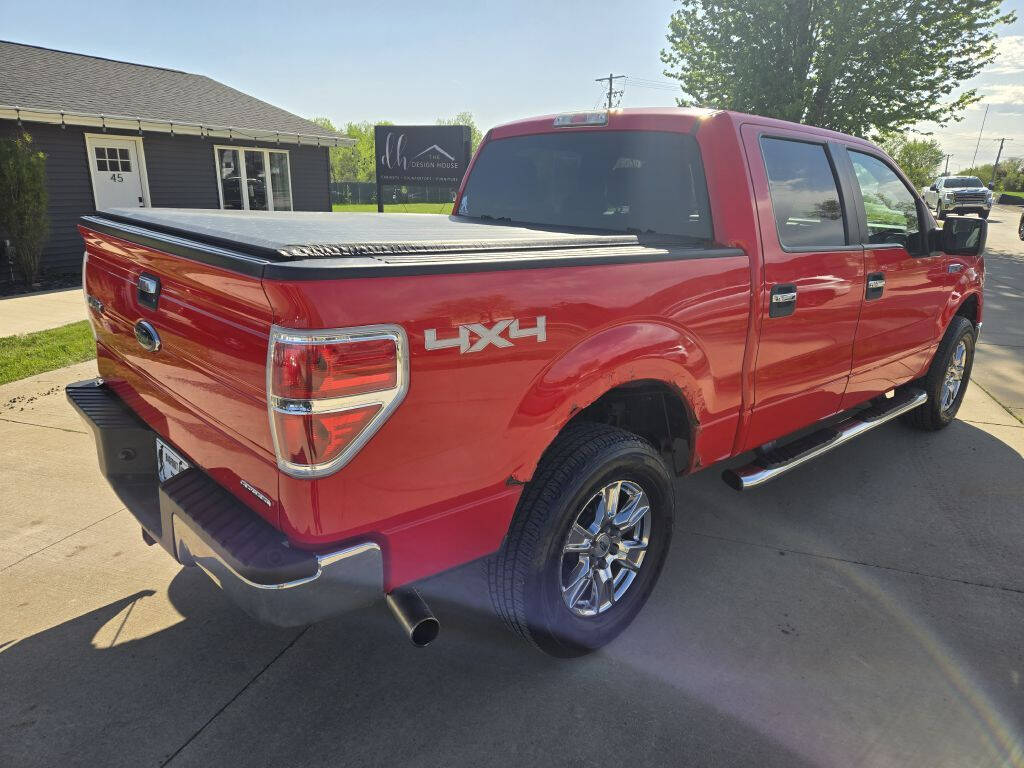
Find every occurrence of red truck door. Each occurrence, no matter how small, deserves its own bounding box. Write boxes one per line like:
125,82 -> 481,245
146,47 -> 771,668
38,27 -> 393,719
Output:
739,127 -> 864,449
836,147 -> 952,408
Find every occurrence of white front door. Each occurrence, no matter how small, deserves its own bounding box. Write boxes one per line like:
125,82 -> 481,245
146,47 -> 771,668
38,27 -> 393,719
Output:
85,136 -> 149,210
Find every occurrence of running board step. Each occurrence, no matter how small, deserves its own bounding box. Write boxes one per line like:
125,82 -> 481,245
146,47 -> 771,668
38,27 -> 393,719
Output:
722,388 -> 928,491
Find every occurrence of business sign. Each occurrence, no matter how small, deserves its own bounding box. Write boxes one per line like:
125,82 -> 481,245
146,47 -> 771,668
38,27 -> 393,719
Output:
375,125 -> 471,186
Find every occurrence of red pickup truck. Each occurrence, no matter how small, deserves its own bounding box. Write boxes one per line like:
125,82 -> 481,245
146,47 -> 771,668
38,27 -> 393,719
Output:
69,108 -> 986,656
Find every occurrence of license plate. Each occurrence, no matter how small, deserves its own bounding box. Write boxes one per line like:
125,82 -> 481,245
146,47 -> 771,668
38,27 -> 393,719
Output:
156,438 -> 190,483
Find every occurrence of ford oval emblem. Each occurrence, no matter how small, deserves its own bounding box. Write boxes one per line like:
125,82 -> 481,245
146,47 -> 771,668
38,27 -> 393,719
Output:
134,320 -> 161,352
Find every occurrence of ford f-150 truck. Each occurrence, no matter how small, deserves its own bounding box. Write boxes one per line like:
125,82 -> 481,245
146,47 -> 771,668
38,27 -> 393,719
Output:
69,108 -> 986,656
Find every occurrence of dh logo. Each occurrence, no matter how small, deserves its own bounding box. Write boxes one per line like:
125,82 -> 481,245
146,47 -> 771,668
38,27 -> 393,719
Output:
379,132 -> 408,170
424,317 -> 547,354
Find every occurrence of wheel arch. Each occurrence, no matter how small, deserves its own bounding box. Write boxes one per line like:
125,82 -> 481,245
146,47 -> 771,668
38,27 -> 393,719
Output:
953,292 -> 981,327
937,288 -> 983,340
507,321 -> 721,483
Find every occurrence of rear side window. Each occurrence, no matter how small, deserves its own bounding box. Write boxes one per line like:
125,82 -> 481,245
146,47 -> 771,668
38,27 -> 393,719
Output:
760,137 -> 846,248
459,131 -> 712,241
848,151 -> 923,253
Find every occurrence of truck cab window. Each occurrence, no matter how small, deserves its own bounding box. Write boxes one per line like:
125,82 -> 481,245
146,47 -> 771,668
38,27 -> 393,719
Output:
459,131 -> 712,241
760,137 -> 847,249
849,151 -> 923,253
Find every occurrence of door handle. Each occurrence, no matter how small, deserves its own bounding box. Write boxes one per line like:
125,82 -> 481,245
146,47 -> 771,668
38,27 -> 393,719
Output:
866,272 -> 885,300
137,274 -> 161,310
769,284 -> 797,318
948,263 -> 964,274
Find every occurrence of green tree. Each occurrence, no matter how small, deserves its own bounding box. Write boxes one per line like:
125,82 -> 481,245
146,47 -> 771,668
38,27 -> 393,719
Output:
312,118 -> 390,182
311,117 -> 346,183
661,0 -> 1015,136
877,134 -> 945,189
0,132 -> 49,285
956,157 -> 1024,192
343,121 -> 386,182
436,112 -> 483,155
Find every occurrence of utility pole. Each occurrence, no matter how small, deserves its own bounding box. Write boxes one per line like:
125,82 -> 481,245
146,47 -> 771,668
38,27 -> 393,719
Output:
971,104 -> 989,168
942,154 -> 953,175
595,73 -> 625,109
990,137 -> 1013,188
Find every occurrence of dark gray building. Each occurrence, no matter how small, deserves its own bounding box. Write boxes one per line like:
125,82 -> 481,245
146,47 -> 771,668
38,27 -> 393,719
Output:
0,40 -> 352,284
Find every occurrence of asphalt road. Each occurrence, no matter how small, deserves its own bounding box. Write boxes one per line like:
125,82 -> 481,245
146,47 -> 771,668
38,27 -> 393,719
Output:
1,208 -> 1022,768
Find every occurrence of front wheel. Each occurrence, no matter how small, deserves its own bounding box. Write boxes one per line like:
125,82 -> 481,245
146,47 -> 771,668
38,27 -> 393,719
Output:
901,316 -> 976,430
980,210 -> 989,220
1018,214 -> 1023,240
936,202 -> 947,221
487,423 -> 674,657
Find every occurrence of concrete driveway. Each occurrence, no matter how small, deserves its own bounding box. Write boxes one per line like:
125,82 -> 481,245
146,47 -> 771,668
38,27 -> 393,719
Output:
974,205 -> 1024,423
1,210 -> 1022,768
0,287 -> 85,336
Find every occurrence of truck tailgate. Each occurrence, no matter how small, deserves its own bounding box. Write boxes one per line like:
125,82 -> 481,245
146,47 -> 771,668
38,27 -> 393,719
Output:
80,224 -> 279,524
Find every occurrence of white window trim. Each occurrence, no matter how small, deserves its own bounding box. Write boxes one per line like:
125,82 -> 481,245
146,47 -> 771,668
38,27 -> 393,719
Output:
213,145 -> 293,211
83,133 -> 152,208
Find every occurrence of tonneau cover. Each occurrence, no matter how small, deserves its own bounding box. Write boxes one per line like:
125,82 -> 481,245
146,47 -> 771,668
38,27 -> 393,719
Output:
93,209 -> 641,259
82,209 -> 742,280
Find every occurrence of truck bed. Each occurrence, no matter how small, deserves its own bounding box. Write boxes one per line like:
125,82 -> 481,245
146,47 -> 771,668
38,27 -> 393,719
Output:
83,209 -> 742,279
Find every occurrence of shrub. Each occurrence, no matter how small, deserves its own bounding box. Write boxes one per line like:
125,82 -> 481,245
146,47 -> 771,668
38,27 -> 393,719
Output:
0,132 -> 49,285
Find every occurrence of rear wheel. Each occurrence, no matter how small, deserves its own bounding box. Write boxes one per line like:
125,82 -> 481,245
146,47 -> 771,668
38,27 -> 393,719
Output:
901,316 -> 976,431
487,423 -> 674,657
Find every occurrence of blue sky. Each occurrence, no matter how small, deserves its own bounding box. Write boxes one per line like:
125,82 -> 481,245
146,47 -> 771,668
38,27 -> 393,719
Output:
2,0 -> 1020,172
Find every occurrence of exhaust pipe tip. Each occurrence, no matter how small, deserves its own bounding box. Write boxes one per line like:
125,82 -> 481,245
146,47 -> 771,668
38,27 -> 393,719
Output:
386,587 -> 440,647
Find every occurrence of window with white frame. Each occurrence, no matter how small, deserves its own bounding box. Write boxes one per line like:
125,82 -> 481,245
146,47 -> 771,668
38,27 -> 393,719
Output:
215,146 -> 293,211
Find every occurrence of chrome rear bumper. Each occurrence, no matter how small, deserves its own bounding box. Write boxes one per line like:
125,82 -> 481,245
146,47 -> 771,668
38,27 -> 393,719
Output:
67,378 -> 383,626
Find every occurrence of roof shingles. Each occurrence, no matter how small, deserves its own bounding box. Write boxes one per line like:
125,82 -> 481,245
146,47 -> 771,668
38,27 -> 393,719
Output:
0,40 -> 338,138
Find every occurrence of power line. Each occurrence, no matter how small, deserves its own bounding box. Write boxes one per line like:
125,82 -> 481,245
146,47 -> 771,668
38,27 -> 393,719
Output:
971,104 -> 989,168
627,83 -> 680,92
595,73 -> 625,109
627,76 -> 678,85
625,76 -> 680,92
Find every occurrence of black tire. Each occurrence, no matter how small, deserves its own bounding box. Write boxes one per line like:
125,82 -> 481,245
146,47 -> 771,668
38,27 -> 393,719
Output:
936,202 -> 946,221
487,422 -> 674,657
901,316 -> 976,430
980,210 -> 989,220
1018,213 -> 1023,241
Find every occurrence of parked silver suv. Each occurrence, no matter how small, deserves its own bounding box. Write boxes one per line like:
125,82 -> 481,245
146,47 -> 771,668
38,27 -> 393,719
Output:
923,176 -> 992,220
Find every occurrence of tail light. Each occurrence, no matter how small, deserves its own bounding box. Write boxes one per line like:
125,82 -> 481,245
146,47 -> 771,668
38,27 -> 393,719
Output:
267,324 -> 408,478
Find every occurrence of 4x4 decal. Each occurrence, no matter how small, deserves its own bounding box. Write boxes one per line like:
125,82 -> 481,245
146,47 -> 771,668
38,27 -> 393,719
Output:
424,316 -> 546,354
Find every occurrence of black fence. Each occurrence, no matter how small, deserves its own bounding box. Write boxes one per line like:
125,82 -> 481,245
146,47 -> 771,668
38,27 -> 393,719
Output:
330,181 -> 457,207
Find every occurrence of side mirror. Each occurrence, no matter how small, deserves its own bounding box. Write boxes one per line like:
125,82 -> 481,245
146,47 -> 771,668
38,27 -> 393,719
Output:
929,184 -> 937,191
933,216 -> 987,256
987,182 -> 994,190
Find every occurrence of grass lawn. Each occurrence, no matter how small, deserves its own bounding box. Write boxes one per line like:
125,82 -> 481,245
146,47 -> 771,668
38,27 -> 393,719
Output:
332,203 -> 452,214
0,321 -> 95,386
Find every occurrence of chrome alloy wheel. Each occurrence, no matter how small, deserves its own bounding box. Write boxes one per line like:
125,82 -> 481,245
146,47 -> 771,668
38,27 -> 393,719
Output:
941,339 -> 968,412
560,480 -> 652,617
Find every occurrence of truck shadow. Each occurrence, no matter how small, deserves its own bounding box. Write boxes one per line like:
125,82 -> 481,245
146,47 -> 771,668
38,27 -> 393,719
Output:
2,419 -> 1021,766
0,572 -> 819,767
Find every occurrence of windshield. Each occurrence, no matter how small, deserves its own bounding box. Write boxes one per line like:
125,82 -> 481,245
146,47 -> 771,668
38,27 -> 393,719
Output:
458,130 -> 712,240
944,177 -> 984,188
